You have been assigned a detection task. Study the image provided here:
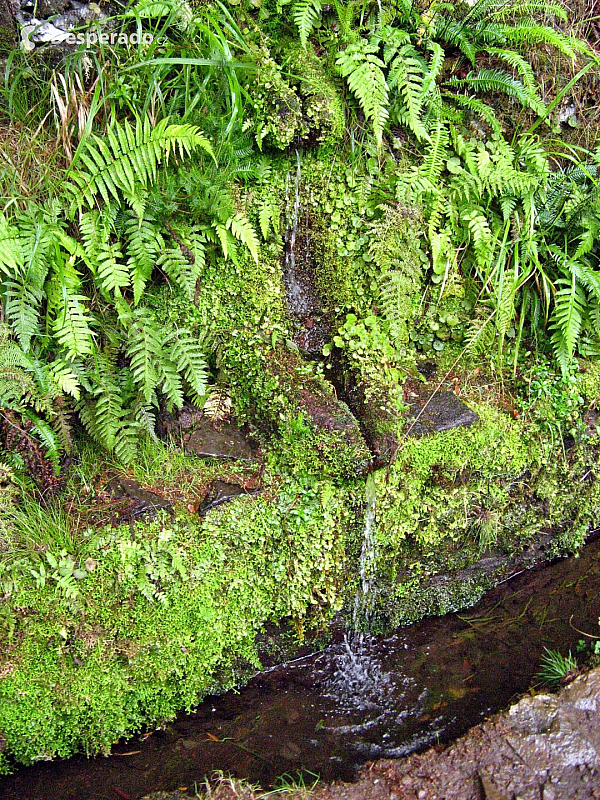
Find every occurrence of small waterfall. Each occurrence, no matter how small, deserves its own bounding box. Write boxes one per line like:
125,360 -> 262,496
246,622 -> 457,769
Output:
352,471 -> 378,632
326,473 -> 391,711
283,150 -> 311,318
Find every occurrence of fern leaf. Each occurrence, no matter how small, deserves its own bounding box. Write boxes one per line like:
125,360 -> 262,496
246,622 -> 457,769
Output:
388,45 -> 429,141
447,69 -> 544,116
52,294 -> 94,358
126,309 -> 162,403
551,276 -> 586,373
293,0 -> 322,47
227,213 -> 260,264
66,117 -> 214,212
0,214 -> 23,276
337,41 -> 389,149
167,330 -> 209,404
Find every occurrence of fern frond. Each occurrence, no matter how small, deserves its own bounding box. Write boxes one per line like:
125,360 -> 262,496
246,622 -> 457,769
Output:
337,41 -> 389,149
388,44 -> 429,141
52,294 -> 95,359
551,276 -> 586,373
227,213 -> 260,264
493,22 -> 584,59
489,0 -> 567,20
126,309 -> 163,403
0,214 -> 23,276
292,0 -> 322,47
167,330 -> 209,405
447,69 -> 545,116
124,212 -> 164,306
418,118 -> 449,188
66,116 -> 214,212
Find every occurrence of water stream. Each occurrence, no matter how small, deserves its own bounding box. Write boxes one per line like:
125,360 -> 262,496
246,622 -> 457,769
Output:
325,473 -> 395,717
4,533 -> 600,799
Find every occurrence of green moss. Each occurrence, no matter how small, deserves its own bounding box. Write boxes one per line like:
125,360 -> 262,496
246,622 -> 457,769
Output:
0,477 -> 352,772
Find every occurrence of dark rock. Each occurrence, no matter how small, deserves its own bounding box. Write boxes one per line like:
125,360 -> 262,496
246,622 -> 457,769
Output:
0,0 -> 16,54
329,356 -> 402,469
106,477 -> 173,521
183,417 -> 256,461
35,0 -> 69,17
198,480 -> 259,516
417,360 -> 437,380
406,389 -> 478,437
282,213 -> 331,357
267,347 -> 372,477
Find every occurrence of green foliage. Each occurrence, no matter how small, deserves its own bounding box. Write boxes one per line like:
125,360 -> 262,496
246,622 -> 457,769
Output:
0,482 -> 350,771
0,111 -> 265,466
66,117 -> 214,214
536,647 -> 578,685
336,40 -> 389,149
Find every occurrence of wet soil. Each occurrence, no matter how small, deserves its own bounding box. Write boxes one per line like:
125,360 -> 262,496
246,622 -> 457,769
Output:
2,537 -> 600,800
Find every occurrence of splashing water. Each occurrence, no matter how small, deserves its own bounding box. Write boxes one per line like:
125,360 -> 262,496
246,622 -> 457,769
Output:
327,473 -> 394,712
324,474 -> 428,745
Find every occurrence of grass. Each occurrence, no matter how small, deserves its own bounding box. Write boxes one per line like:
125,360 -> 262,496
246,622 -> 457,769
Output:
536,646 -> 578,685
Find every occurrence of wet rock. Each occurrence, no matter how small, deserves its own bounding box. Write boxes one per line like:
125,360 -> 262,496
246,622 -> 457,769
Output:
405,388 -> 478,437
329,358 -> 402,469
198,480 -> 259,516
183,417 -> 256,462
106,477 -> 173,521
282,192 -> 331,357
0,0 -> 16,54
266,347 -> 372,477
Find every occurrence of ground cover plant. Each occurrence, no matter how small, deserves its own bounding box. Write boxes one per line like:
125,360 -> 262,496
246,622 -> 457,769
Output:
2,0 -> 600,775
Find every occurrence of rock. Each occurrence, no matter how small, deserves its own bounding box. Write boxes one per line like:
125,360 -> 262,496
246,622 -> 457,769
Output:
282,216 -> 331,357
183,417 -> 256,461
198,481 -> 259,516
329,356 -> 402,469
0,0 -> 16,54
405,389 -> 478,437
106,477 -> 173,521
267,347 -> 372,477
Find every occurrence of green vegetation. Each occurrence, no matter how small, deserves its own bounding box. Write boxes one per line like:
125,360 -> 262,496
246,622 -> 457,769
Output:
536,646 -> 578,685
2,0 -> 600,775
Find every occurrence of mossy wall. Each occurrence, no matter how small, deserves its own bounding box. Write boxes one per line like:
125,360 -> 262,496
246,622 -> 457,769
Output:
0,477 -> 356,772
4,146 -> 600,776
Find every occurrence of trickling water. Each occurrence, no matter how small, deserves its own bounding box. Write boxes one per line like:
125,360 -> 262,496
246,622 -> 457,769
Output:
281,149 -> 330,354
283,150 -> 312,318
352,471 -> 378,631
325,473 -> 410,721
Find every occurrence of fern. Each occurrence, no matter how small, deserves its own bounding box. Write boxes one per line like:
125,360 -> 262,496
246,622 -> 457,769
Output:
0,214 -> 22,276
494,22 -> 585,59
167,330 -> 209,405
337,40 -> 389,149
66,116 -> 214,212
226,212 -> 260,265
126,309 -> 164,403
551,276 -> 586,373
292,0 -> 322,47
447,69 -> 545,117
387,44 -> 429,141
52,293 -> 95,359
124,212 -> 165,306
